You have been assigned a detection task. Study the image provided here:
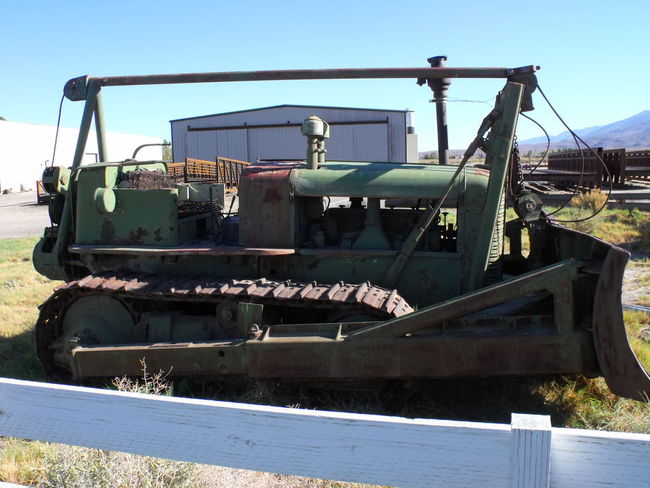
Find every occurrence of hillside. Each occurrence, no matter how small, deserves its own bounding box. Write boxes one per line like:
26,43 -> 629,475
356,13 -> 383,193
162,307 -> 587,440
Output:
519,110 -> 650,152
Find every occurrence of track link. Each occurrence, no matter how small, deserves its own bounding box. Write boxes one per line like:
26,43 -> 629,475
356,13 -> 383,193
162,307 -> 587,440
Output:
36,274 -> 413,376
51,274 -> 413,316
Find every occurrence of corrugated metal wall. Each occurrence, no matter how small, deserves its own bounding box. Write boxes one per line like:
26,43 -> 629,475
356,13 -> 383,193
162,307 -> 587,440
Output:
171,105 -> 415,164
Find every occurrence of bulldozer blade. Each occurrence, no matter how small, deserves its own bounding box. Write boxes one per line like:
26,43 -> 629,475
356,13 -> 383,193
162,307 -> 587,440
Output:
593,247 -> 650,401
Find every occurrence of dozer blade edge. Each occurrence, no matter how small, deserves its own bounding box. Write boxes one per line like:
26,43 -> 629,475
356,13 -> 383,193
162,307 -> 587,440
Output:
592,247 -> 650,401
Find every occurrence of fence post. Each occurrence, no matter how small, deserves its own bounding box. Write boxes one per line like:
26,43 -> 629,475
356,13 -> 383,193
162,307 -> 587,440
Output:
510,413 -> 551,488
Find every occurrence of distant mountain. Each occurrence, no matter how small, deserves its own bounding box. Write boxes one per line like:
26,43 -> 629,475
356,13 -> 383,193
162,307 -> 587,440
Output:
519,110 -> 650,152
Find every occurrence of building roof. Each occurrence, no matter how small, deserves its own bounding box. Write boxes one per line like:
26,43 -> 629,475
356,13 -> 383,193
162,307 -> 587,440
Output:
170,104 -> 410,123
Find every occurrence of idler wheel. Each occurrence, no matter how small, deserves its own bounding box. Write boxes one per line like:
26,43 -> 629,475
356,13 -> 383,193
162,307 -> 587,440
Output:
61,294 -> 135,346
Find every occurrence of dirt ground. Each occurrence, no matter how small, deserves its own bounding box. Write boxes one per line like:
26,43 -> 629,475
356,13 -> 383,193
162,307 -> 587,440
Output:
0,191 -> 50,239
622,254 -> 650,307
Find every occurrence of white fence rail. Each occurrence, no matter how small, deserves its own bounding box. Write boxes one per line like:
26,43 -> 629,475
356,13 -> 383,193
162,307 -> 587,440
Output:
1,377 -> 650,487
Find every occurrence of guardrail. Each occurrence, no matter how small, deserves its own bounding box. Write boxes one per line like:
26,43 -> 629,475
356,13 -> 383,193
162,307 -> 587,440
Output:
1,378 -> 650,488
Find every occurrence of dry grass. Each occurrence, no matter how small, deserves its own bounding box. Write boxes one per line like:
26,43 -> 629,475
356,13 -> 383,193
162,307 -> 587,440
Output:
624,310 -> 650,370
535,310 -> 650,434
0,439 -> 375,488
505,206 -> 650,257
640,216 -> 650,251
570,190 -> 609,212
34,445 -> 197,488
0,438 -> 48,486
545,206 -> 650,253
547,206 -> 650,307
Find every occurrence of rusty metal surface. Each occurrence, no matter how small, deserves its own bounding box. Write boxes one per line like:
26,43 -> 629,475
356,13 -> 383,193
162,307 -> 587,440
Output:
69,330 -> 595,379
602,149 -> 626,184
167,157 -> 250,188
545,148 -> 604,188
539,147 -> 650,187
50,274 -> 413,316
347,260 -> 577,340
63,66 -> 540,101
592,247 -> 650,401
74,66 -> 535,90
121,169 -> 175,189
72,341 -> 248,377
621,149 -> 650,180
245,332 -> 596,379
36,273 -> 413,377
238,166 -> 296,248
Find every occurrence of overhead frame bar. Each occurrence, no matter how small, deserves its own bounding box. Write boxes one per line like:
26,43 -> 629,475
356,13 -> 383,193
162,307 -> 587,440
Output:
64,65 -> 539,101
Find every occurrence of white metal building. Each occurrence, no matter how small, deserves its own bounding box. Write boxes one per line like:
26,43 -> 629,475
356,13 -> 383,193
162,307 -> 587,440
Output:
0,120 -> 162,192
170,105 -> 418,164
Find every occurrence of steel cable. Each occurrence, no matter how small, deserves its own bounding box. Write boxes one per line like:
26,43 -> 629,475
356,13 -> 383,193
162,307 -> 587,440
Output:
50,94 -> 65,167
533,84 -> 613,223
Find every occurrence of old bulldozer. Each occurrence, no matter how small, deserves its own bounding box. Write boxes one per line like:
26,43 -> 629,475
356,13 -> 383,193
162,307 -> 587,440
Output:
32,59 -> 650,401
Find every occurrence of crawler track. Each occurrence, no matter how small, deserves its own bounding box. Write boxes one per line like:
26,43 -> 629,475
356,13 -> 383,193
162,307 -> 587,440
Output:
36,274 -> 413,376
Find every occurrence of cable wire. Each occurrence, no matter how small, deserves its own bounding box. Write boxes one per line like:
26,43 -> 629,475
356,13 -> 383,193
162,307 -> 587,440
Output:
446,96 -> 495,105
535,84 -> 612,223
544,129 -> 584,217
519,112 -> 550,174
50,94 -> 65,167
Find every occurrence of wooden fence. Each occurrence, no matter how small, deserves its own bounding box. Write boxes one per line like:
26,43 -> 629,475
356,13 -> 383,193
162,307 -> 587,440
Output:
1,378 -> 650,487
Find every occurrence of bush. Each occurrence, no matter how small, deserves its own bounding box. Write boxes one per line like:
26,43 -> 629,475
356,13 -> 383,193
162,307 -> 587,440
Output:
28,364 -> 198,488
36,446 -> 197,488
570,190 -> 608,212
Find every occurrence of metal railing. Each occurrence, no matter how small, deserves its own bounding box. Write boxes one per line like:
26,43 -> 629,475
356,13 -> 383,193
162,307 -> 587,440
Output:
539,148 -> 650,187
167,156 -> 250,188
626,149 -> 650,180
546,148 -> 604,188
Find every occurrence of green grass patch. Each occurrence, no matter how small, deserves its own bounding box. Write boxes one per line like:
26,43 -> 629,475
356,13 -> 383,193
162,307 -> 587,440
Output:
0,237 -> 59,380
0,438 -> 50,486
533,310 -> 650,433
547,206 -> 650,252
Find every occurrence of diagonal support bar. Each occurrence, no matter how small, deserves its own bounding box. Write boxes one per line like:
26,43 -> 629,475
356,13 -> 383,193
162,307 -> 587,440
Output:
467,82 -> 524,291
348,260 -> 577,341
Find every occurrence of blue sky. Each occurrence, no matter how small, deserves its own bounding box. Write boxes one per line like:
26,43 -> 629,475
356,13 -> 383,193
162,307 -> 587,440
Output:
1,0 -> 648,152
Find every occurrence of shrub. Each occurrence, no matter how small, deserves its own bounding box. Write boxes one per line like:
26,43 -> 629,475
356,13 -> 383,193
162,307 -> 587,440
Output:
35,445 -> 197,488
30,364 -> 198,487
570,190 -> 608,212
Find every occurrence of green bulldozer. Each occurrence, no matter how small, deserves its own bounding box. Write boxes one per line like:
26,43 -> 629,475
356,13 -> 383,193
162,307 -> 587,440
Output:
32,58 -> 650,401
